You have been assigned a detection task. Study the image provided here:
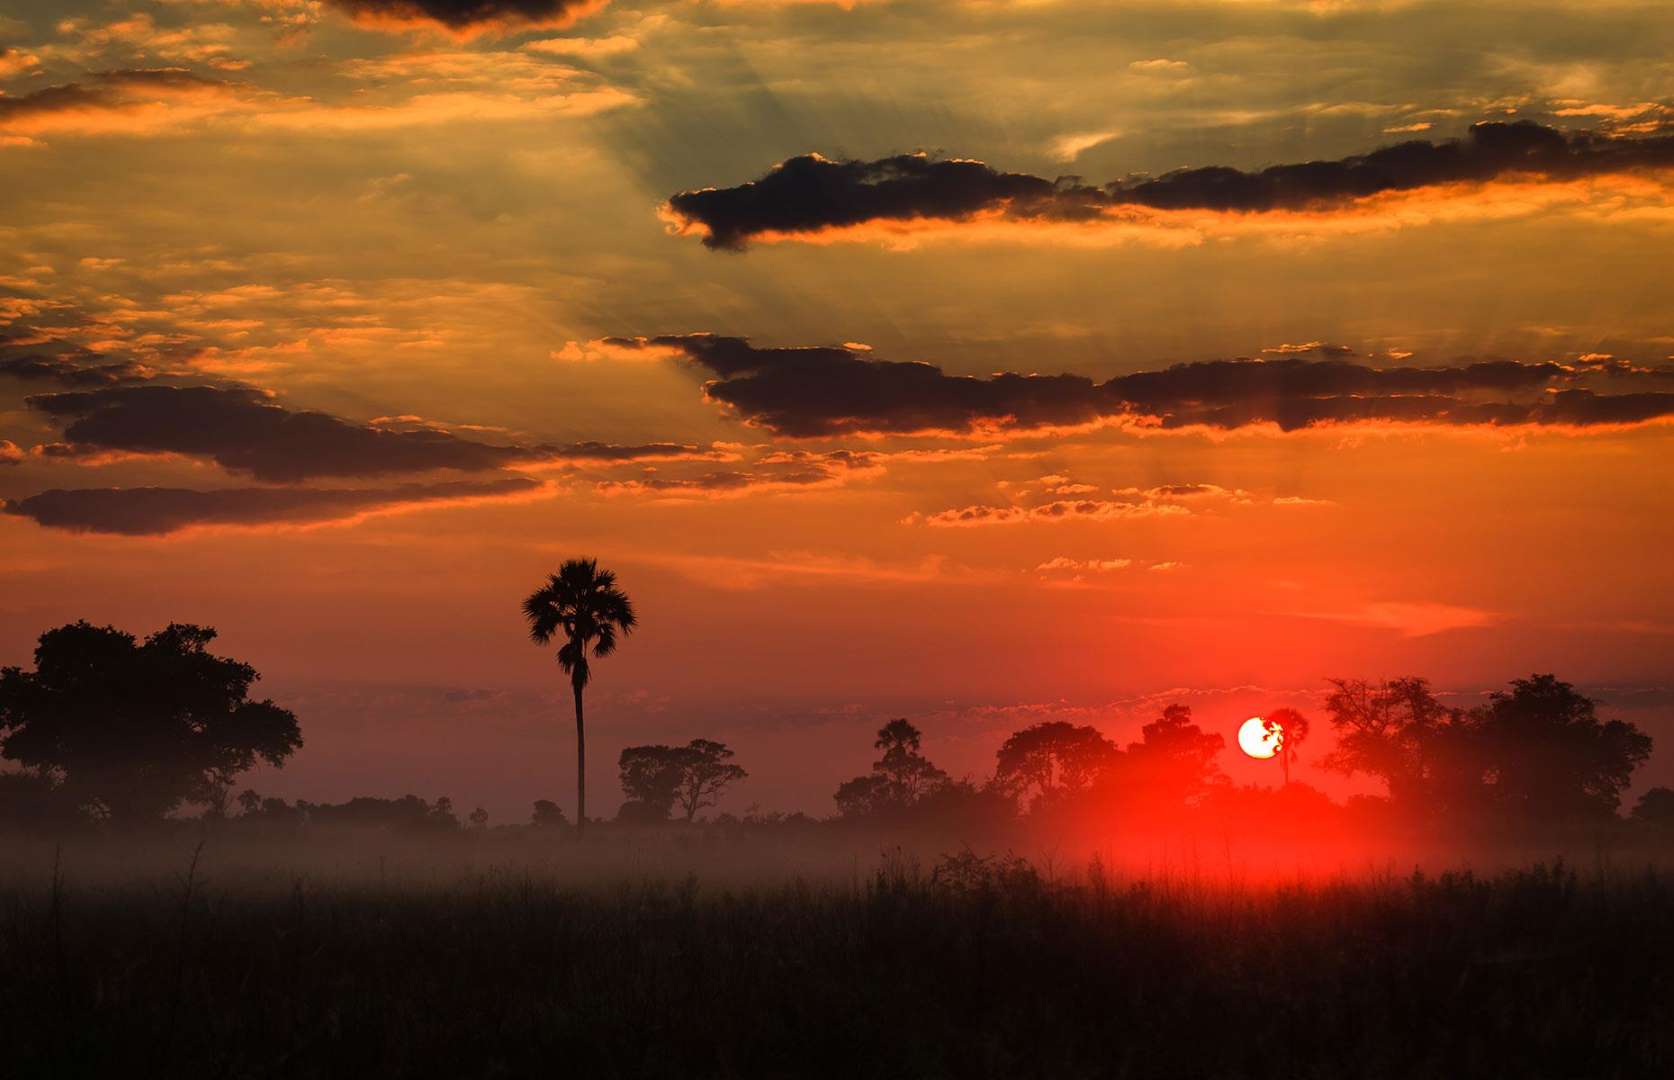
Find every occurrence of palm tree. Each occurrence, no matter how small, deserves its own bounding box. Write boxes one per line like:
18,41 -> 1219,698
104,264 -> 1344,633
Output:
1264,707 -> 1311,787
522,559 -> 637,834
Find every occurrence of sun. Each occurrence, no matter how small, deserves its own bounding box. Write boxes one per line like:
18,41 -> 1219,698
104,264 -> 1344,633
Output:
1238,716 -> 1283,760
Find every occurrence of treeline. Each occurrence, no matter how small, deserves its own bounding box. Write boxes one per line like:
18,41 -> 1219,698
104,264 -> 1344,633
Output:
1,620 -> 1672,840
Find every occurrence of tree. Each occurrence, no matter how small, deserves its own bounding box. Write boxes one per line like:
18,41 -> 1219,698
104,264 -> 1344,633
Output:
617,745 -> 685,819
994,721 -> 1118,809
531,799 -> 568,827
522,559 -> 637,835
0,621 -> 302,823
1320,677 -> 1457,805
1116,704 -> 1225,807
618,739 -> 749,822
468,806 -> 490,829
1469,675 -> 1651,821
670,739 -> 747,821
1263,707 -> 1311,787
872,720 -> 949,802
1631,787 -> 1674,828
832,719 -> 950,819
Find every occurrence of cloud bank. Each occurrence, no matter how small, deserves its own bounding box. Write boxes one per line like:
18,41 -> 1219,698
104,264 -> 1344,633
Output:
665,122 -> 1674,249
2,478 -> 544,536
605,334 -> 1674,437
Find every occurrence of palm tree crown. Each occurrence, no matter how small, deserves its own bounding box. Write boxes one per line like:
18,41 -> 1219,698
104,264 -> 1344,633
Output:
522,559 -> 637,692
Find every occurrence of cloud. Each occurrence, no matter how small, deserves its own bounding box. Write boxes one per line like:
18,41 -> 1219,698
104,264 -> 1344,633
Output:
22,384 -> 729,481
595,449 -> 882,499
0,440 -> 23,466
664,122 -> 1674,249
2,477 -> 545,536
324,0 -> 607,37
601,334 -> 1674,438
0,68 -> 246,141
0,350 -> 151,386
909,499 -> 1192,528
0,60 -> 633,145
25,385 -> 528,481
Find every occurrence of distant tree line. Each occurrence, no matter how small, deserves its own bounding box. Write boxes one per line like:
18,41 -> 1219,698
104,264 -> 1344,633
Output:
2,618 -> 1671,838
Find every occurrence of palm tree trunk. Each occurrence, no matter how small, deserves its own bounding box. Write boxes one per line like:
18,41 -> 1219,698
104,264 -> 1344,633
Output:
573,682 -> 586,835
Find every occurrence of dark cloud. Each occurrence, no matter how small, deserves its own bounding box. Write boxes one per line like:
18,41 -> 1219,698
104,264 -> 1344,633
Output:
26,385 -> 524,481
324,0 -> 603,35
610,334 -> 1674,437
0,351 -> 149,387
666,122 -> 1674,249
1,478 -> 543,536
0,68 -> 235,131
21,385 -> 721,481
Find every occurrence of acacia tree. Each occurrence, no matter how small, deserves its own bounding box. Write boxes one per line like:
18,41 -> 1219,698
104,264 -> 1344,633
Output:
0,621 -> 301,823
1321,677 -> 1456,805
618,739 -> 748,822
523,559 -> 637,834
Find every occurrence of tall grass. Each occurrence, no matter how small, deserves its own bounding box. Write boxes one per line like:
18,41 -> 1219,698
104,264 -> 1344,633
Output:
0,837 -> 1669,1078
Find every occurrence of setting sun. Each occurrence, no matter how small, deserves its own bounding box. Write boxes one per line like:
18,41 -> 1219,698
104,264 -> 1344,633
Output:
1238,716 -> 1282,760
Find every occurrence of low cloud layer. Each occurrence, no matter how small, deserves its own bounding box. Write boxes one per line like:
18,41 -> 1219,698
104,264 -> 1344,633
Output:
324,0 -> 605,36
665,122 -> 1674,249
22,385 -> 725,481
2,478 -> 543,536
606,334 -> 1674,437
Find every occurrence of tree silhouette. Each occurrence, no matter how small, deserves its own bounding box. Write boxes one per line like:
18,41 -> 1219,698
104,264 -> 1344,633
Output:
833,719 -> 950,818
671,739 -> 747,821
871,719 -> 949,802
1321,677 -> 1457,806
1469,675 -> 1651,820
618,739 -> 748,822
0,621 -> 301,823
618,745 -> 686,820
1115,704 -> 1226,807
522,559 -> 637,835
994,722 -> 1117,809
531,799 -> 568,827
1263,707 -> 1311,786
1632,787 -> 1674,828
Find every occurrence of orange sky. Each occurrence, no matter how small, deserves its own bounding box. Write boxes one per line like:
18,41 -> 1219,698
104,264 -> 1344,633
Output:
2,0 -> 1672,820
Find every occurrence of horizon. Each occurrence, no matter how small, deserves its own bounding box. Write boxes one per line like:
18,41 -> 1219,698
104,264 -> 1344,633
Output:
3,0 -> 1673,829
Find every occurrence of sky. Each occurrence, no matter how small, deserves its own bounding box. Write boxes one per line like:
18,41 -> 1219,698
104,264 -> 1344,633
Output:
2,0 -> 1672,821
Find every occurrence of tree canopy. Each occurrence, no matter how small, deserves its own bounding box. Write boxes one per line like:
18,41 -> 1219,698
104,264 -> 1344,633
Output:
0,621 -> 301,822
618,738 -> 748,822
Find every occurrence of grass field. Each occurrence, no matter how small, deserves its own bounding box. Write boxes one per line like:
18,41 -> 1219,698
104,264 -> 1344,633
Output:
1,834 -> 1670,1079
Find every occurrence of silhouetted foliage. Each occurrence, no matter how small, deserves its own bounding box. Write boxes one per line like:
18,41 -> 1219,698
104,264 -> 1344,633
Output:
1263,706 -> 1311,786
531,799 -> 568,827
1471,675 -> 1652,820
523,559 -> 637,834
0,770 -> 81,829
994,721 -> 1117,810
1089,704 -> 1226,814
618,739 -> 748,822
1323,674 -> 1652,824
1633,787 -> 1674,827
1322,676 -> 1457,806
299,794 -> 459,831
0,622 -> 301,823
833,719 -> 953,818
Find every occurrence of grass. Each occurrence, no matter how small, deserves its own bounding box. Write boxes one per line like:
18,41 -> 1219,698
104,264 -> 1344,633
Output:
0,837 -> 1670,1079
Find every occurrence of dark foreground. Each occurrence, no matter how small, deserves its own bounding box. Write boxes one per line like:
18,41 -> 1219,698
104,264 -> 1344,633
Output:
1,851 -> 1670,1079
